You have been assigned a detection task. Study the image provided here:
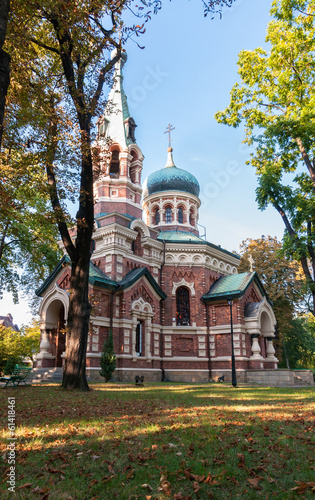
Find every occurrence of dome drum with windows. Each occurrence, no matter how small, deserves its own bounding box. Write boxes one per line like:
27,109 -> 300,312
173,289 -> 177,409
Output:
142,147 -> 201,236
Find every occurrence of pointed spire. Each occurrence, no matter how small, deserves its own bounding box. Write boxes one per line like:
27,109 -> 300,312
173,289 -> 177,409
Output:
102,49 -> 135,148
164,146 -> 176,168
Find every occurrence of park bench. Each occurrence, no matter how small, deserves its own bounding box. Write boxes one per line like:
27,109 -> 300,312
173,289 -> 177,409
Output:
0,365 -> 32,388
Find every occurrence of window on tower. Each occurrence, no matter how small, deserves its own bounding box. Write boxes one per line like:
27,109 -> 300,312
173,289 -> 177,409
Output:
189,208 -> 195,226
165,206 -> 172,223
109,150 -> 120,178
155,209 -> 160,225
176,287 -> 190,326
178,207 -> 184,224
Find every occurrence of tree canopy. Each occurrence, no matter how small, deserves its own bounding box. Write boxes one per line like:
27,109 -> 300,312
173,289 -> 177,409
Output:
0,320 -> 41,374
215,0 -> 315,314
238,236 -> 308,364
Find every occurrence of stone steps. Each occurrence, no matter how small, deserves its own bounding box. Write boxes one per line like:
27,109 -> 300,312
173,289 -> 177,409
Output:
29,368 -> 63,383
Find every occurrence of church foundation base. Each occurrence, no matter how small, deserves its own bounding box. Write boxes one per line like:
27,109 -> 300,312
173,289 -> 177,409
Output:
245,369 -> 314,386
211,370 -> 247,383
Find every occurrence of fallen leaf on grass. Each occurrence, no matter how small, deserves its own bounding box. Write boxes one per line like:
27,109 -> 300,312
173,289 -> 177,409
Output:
173,493 -> 191,500
126,468 -> 134,479
101,474 -> 116,483
291,481 -> 315,494
142,484 -> 153,491
17,483 -> 32,490
193,481 -> 200,493
159,476 -> 171,496
247,477 -> 262,490
89,479 -> 99,487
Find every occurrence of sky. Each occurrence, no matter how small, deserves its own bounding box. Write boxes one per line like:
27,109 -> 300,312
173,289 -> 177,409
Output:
1,0 -> 285,328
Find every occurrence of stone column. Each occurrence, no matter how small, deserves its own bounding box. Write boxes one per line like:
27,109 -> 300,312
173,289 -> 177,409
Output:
145,316 -> 152,362
36,330 -> 55,368
250,334 -> 264,360
266,337 -> 278,361
131,314 -> 137,361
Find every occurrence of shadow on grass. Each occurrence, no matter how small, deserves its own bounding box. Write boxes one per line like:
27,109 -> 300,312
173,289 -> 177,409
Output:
0,383 -> 314,499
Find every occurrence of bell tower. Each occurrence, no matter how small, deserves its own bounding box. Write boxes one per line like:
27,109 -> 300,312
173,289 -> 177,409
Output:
93,50 -> 144,220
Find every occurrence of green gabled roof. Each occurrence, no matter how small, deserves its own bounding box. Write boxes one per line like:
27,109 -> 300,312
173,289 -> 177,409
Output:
202,272 -> 265,302
89,261 -> 118,290
157,231 -> 240,260
36,255 -> 71,296
36,256 -> 118,296
117,267 -> 167,300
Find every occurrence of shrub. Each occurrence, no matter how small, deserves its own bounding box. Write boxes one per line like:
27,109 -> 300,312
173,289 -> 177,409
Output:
99,330 -> 116,382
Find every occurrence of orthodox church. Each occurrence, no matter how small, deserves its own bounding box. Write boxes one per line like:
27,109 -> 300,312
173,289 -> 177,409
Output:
35,51 -> 278,383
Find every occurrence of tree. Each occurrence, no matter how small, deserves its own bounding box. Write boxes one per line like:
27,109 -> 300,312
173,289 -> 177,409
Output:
0,320 -> 41,374
0,0 -> 10,149
279,315 -> 315,369
215,0 -> 315,315
0,153 -> 62,302
99,330 -> 116,382
239,236 -> 308,364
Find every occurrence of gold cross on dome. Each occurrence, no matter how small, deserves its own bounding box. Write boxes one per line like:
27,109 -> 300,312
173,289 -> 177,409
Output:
164,123 -> 175,147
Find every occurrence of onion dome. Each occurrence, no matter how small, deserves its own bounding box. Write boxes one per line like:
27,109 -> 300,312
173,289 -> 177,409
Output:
142,147 -> 200,199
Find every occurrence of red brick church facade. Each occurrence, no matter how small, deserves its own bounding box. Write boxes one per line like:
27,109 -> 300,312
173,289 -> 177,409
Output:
35,51 -> 278,383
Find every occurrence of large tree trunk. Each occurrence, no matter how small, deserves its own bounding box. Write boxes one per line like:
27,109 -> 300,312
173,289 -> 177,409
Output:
61,117 -> 94,390
62,253 -> 91,391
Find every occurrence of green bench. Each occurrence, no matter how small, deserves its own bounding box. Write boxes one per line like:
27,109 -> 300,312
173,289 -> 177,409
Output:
0,365 -> 32,388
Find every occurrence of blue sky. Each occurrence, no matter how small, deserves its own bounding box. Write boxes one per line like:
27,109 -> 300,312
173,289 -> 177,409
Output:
2,0 -> 285,327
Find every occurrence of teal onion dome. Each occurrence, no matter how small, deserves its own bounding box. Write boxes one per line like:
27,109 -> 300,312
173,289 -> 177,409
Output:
142,147 -> 200,198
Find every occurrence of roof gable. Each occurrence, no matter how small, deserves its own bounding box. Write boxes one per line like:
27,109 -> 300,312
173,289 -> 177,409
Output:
117,267 -> 167,300
202,272 -> 268,302
36,256 -> 118,296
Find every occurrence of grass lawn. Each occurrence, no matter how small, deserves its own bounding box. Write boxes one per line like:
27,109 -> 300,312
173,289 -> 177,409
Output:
0,382 -> 314,499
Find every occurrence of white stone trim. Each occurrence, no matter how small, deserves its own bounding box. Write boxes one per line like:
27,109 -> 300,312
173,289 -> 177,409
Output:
38,284 -> 69,330
172,278 -> 195,296
211,356 -> 250,361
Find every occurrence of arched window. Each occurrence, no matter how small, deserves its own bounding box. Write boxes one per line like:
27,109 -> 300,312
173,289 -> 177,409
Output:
129,150 -> 138,183
135,320 -> 143,356
165,206 -> 172,223
189,209 -> 194,226
176,287 -> 190,326
155,209 -> 160,225
132,231 -> 142,256
178,207 -> 184,224
109,150 -> 120,178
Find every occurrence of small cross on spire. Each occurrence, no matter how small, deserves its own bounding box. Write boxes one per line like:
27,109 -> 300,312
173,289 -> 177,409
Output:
164,123 -> 175,148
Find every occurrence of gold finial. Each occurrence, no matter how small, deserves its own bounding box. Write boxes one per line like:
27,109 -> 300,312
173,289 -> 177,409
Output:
164,123 -> 175,148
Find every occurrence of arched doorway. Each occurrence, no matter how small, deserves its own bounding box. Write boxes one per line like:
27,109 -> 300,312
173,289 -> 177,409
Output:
45,300 -> 66,368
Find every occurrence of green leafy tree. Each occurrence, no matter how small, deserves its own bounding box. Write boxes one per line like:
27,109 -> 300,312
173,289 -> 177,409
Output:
239,236 -> 308,364
100,330 -> 116,382
280,315 -> 315,369
215,0 -> 315,315
0,320 -> 41,374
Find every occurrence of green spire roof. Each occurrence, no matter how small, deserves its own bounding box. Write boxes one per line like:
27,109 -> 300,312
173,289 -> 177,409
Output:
103,50 -> 134,147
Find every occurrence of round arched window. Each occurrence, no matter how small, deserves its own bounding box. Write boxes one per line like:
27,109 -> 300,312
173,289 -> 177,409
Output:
178,207 -> 184,224
165,206 -> 172,223
176,287 -> 190,326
